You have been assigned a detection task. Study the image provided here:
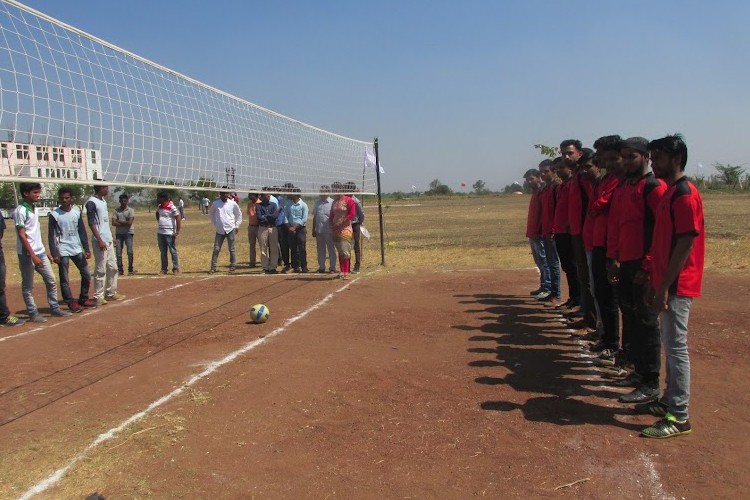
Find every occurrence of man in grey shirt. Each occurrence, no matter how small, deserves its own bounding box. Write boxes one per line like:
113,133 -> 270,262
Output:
312,185 -> 336,274
112,193 -> 135,275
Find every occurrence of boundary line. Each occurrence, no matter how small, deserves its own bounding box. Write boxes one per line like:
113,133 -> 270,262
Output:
19,278 -> 357,499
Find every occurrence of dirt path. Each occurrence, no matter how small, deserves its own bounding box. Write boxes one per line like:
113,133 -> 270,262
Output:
0,270 -> 748,498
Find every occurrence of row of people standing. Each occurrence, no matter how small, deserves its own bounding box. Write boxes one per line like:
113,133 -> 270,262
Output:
524,135 -> 704,439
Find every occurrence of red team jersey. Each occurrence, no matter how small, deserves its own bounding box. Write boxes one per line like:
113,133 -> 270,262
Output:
607,172 -> 666,262
567,172 -> 592,236
648,177 -> 705,297
587,174 -> 619,249
525,190 -> 543,238
553,179 -> 572,235
540,182 -> 558,237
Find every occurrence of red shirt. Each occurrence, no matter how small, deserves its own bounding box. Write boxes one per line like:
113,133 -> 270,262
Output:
568,172 -> 591,236
553,179 -> 572,235
587,174 -> 619,249
649,178 -> 704,297
525,190 -> 543,238
608,172 -> 666,262
540,182 -> 558,237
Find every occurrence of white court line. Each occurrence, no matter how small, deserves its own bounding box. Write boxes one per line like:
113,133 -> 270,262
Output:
0,278 -> 211,344
20,278 -> 358,499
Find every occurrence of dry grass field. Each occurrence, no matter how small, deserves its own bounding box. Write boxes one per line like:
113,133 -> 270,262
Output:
2,191 -> 748,287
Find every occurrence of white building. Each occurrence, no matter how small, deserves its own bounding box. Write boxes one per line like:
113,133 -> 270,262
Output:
0,141 -> 102,183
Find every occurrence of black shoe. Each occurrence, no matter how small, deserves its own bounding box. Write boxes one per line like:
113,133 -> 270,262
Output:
634,400 -> 669,417
264,269 -> 278,274
608,372 -> 642,387
316,269 -> 326,274
529,288 -> 544,296
281,265 -> 291,274
301,268 -> 309,273
352,264 -> 360,273
293,268 -> 302,273
619,385 -> 660,404
584,341 -> 607,353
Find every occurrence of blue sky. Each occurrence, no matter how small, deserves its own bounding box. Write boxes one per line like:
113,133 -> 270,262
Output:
17,0 -> 750,193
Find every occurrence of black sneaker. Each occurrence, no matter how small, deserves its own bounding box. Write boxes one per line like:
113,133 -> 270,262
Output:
0,316 -> 26,327
352,264 -> 360,273
641,414 -> 692,439
316,269 -> 326,274
619,385 -> 660,404
608,372 -> 642,387
584,341 -> 607,353
529,288 -> 544,296
634,400 -> 669,417
264,269 -> 278,274
591,349 -> 617,367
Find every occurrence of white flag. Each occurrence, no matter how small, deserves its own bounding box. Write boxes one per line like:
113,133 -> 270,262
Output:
365,147 -> 384,173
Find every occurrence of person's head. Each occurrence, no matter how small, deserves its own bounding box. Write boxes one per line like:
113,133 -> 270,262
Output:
552,156 -> 571,181
619,137 -> 650,176
649,134 -> 688,179
593,135 -> 623,176
119,193 -> 129,207
538,159 -> 555,184
157,192 -> 170,204
219,186 -> 230,201
20,182 -> 42,202
331,181 -> 343,194
579,151 -> 601,181
320,185 -> 331,198
344,181 -> 357,194
249,192 -> 259,202
560,139 -> 583,167
523,168 -> 542,190
58,187 -> 74,209
94,184 -> 109,198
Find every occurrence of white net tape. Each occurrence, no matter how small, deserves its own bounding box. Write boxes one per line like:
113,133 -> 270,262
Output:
0,0 -> 376,195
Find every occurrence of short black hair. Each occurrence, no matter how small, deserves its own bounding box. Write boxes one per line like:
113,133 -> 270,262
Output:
538,159 -> 553,169
593,135 -> 622,152
577,148 -> 595,165
157,192 -> 169,200
649,134 -> 688,170
20,182 -> 42,195
523,168 -> 541,179
119,193 -> 129,200
551,156 -> 563,165
560,139 -> 583,151
58,187 -> 73,197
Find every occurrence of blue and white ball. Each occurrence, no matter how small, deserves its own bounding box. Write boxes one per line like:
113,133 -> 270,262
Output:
250,304 -> 270,323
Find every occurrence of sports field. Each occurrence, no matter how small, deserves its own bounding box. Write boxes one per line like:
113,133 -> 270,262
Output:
0,193 -> 749,498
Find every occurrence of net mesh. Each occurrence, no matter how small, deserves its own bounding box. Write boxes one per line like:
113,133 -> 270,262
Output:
0,0 -> 376,194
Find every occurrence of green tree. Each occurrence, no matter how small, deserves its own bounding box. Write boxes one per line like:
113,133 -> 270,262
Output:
188,176 -> 218,202
427,178 -> 452,196
714,163 -> 746,189
472,180 -> 490,195
534,143 -> 560,158
0,182 -> 19,207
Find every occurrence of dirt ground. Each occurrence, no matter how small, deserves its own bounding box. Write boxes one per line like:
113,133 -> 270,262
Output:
0,269 -> 748,499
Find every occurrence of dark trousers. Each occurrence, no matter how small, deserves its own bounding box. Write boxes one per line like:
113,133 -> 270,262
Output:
288,226 -> 308,270
618,260 -> 661,386
58,253 -> 92,304
554,233 -> 579,303
0,247 -> 10,320
571,235 -> 597,328
592,247 -> 619,348
277,225 -> 291,267
352,222 -> 362,268
115,233 -> 134,272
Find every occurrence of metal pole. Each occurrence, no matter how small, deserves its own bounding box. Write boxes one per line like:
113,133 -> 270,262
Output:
374,138 -> 385,266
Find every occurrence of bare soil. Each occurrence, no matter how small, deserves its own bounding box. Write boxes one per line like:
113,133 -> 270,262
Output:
0,269 -> 748,499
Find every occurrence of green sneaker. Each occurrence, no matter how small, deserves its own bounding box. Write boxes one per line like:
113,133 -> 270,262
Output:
641,413 -> 691,439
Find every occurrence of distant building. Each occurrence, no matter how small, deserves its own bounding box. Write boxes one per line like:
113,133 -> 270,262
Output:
0,141 -> 102,183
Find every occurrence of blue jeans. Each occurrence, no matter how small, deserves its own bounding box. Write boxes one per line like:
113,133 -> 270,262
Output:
211,230 -> 237,271
542,236 -> 561,299
115,233 -> 134,272
19,252 -> 61,315
157,234 -> 179,271
659,295 -> 693,421
58,253 -> 91,304
529,237 -> 550,292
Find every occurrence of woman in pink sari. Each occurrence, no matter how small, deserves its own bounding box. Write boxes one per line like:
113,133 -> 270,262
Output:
328,182 -> 357,279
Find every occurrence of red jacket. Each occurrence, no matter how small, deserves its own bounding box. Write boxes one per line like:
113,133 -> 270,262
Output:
540,181 -> 558,237
525,190 -> 543,238
553,179 -> 572,235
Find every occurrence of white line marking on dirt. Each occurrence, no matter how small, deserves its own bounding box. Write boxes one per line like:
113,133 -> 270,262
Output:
638,452 -> 676,500
0,279 -> 209,345
19,278 -> 357,499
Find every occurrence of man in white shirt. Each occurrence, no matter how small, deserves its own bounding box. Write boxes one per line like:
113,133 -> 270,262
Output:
209,190 -> 243,273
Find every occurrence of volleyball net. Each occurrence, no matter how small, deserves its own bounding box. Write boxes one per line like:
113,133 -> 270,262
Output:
0,0 -> 377,195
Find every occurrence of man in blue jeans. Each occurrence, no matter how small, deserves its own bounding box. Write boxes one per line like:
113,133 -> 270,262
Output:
156,192 -> 181,274
49,187 -> 97,312
0,216 -> 25,327
638,134 -> 704,439
523,168 -> 550,299
113,193 -> 135,275
209,190 -> 242,273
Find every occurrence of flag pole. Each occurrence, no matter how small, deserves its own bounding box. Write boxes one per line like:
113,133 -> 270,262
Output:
374,137 -> 385,266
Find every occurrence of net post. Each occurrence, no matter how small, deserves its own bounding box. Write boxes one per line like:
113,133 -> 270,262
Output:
374,138 -> 385,266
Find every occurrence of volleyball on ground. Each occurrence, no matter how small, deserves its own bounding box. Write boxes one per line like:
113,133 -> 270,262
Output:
250,304 -> 270,323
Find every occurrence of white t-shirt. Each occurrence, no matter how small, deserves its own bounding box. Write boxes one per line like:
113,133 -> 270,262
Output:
157,202 -> 180,235
13,202 -> 45,255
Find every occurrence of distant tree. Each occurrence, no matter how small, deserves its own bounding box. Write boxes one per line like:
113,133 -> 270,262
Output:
427,178 -> 452,196
534,143 -> 560,158
188,176 -> 219,201
714,163 -> 746,189
472,180 -> 490,195
0,182 -> 19,207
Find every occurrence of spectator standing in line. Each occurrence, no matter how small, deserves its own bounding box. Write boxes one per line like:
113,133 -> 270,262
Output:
201,196 -> 210,215
257,190 -> 279,274
177,196 -> 186,221
49,187 -> 97,313
86,184 -> 124,306
344,181 -> 365,273
275,187 -> 291,272
209,190 -> 242,273
156,192 -> 181,275
284,188 -> 309,273
551,157 -> 580,311
539,159 -> 561,305
639,134 -> 704,439
524,168 -> 551,300
312,185 -> 337,274
329,181 -> 357,279
246,193 -> 261,267
113,193 -> 135,276
0,213 -> 25,327
14,182 -> 72,321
